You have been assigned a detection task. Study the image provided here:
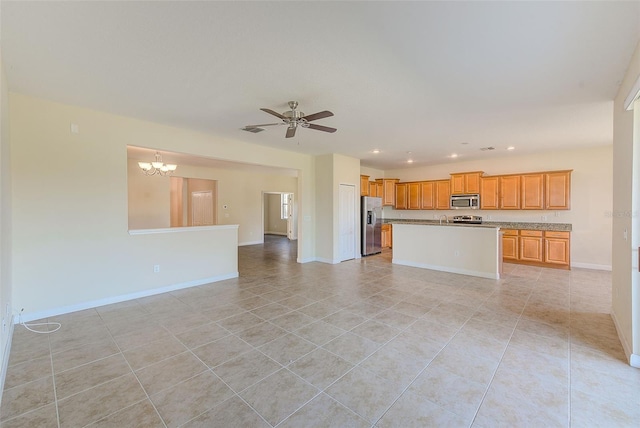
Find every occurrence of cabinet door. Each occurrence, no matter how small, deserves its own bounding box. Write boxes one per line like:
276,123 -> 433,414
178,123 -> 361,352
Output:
368,181 -> 377,197
420,181 -> 435,209
436,180 -> 451,210
376,182 -> 383,198
546,171 -> 571,210
502,235 -> 519,261
521,174 -> 544,209
480,177 -> 499,209
383,179 -> 398,206
465,173 -> 481,194
500,176 -> 521,209
407,182 -> 421,209
545,238 -> 570,266
520,235 -> 543,262
395,183 -> 407,209
450,174 -> 465,195
360,175 -> 370,196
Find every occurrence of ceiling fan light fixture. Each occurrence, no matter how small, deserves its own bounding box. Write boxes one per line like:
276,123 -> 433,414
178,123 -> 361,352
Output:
246,101 -> 336,138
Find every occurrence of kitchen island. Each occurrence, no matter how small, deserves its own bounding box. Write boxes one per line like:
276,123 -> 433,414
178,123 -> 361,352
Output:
390,222 -> 503,279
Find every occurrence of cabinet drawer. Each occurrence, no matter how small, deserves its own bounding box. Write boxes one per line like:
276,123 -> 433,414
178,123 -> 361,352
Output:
545,231 -> 569,239
502,229 -> 518,236
520,230 -> 543,237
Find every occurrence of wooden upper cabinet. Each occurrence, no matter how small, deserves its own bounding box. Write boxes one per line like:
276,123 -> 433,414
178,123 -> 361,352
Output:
395,183 -> 407,210
545,170 -> 571,210
360,175 -> 370,196
450,172 -> 482,195
499,175 -> 521,209
377,179 -> 399,206
436,180 -> 451,210
420,181 -> 435,209
521,174 -> 544,210
480,176 -> 499,210
407,182 -> 421,210
368,181 -> 378,198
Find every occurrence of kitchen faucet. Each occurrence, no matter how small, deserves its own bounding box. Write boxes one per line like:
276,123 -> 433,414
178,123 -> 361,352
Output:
439,215 -> 449,225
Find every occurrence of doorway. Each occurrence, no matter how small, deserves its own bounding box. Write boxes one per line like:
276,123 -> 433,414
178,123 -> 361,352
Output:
263,192 -> 297,241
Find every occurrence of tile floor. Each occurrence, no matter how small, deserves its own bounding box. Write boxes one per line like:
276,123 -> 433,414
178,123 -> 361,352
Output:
1,235 -> 639,427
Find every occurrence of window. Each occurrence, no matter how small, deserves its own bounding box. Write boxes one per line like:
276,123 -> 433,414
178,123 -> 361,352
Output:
281,194 -> 289,219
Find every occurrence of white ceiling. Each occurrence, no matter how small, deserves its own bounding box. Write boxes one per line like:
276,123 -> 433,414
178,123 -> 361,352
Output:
2,1 -> 639,170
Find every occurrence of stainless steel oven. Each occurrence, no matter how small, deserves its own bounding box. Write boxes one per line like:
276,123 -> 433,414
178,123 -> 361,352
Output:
450,194 -> 480,209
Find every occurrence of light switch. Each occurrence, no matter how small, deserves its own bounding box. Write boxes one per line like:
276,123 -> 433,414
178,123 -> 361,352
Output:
70,123 -> 79,134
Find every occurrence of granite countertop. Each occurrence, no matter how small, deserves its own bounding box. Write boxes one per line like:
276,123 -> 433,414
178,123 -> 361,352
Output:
384,218 -> 572,232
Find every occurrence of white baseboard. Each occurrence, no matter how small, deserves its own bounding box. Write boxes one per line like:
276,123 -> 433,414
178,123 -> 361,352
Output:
0,319 -> 15,409
264,232 -> 287,236
610,309 -> 638,367
15,273 -> 238,324
392,258 -> 500,280
315,257 -> 341,265
238,240 -> 263,247
571,262 -> 612,271
297,257 -> 317,263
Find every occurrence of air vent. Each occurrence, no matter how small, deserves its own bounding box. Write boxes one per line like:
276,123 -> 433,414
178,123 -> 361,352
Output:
242,127 -> 264,133
480,146 -> 495,151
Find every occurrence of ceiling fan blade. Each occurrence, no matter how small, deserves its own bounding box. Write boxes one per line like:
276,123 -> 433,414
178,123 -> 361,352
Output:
307,123 -> 337,133
303,110 -> 334,122
244,123 -> 283,128
286,126 -> 297,138
260,108 -> 286,119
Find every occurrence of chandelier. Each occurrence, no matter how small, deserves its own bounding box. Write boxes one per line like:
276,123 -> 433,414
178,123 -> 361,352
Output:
138,151 -> 177,176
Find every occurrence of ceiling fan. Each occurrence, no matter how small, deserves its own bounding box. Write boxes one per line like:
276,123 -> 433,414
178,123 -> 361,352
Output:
244,101 -> 337,138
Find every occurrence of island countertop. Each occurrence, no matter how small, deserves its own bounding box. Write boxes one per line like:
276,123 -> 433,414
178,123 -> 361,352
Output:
384,219 -> 572,232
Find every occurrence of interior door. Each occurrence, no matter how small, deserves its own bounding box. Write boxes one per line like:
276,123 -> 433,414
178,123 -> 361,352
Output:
191,190 -> 214,226
286,193 -> 297,240
339,184 -> 356,262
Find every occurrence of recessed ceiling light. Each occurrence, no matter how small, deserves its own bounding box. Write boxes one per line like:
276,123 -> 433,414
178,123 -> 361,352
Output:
449,153 -> 458,158
372,149 -> 380,154
507,146 -> 515,151
407,159 -> 414,164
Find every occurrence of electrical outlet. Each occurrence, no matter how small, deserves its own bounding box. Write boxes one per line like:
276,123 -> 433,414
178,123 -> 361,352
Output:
454,250 -> 460,256
541,215 -> 548,221
153,264 -> 160,273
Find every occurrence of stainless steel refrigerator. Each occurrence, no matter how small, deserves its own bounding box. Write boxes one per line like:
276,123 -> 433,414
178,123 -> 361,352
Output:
361,196 -> 382,256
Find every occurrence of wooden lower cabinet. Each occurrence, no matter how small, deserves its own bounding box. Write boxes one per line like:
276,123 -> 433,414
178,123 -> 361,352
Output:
502,229 -> 570,269
501,230 -> 519,261
519,231 -> 543,262
544,231 -> 570,266
382,224 -> 392,248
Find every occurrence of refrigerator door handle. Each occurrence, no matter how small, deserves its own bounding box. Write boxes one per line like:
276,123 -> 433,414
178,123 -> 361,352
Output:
372,211 -> 376,225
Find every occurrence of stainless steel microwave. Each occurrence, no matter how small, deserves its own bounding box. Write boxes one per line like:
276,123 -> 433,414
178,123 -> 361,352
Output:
450,194 -> 480,209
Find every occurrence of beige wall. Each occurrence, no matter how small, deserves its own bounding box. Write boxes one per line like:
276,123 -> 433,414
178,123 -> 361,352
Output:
315,154 -> 361,263
0,59 -> 13,386
315,155 -> 334,262
9,93 -> 313,319
379,145 -> 613,270
612,39 -> 640,366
